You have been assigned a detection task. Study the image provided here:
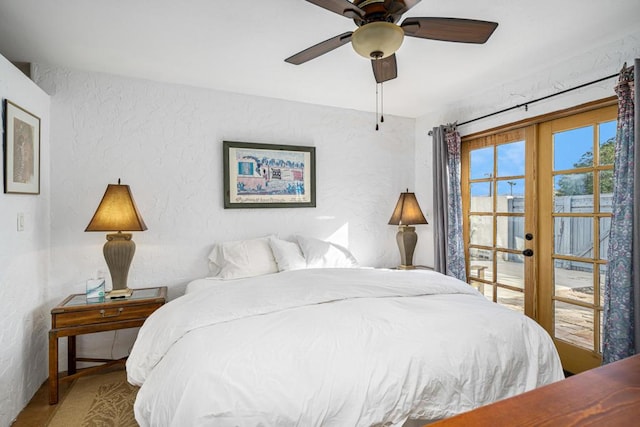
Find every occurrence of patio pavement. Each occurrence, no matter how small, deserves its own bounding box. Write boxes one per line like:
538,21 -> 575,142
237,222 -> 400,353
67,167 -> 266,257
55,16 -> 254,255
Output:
469,257 -> 601,352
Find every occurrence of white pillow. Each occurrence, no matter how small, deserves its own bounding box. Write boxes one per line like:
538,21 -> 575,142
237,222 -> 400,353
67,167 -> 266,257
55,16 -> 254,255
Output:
207,237 -> 278,279
295,235 -> 359,268
268,237 -> 307,272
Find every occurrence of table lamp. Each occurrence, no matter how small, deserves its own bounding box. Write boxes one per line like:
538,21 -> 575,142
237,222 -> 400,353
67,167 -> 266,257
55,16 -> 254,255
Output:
388,189 -> 428,269
85,179 -> 147,298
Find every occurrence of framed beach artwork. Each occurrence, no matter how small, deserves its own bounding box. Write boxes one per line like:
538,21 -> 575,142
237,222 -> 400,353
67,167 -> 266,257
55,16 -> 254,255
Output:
223,141 -> 316,208
3,100 -> 40,194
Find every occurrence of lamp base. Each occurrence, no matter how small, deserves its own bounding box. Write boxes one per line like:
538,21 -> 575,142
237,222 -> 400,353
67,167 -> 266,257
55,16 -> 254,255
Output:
103,232 -> 136,295
396,225 -> 417,269
108,287 -> 133,298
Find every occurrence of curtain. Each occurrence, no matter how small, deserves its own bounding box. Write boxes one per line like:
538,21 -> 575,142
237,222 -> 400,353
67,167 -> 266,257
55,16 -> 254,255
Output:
603,59 -> 639,364
432,125 -> 467,282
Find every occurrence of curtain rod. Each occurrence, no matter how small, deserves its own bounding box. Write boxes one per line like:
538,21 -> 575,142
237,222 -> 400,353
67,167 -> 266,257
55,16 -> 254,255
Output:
427,72 -> 619,135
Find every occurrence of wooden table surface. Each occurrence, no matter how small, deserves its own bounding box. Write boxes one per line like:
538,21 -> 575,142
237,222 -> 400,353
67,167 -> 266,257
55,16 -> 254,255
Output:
430,354 -> 640,426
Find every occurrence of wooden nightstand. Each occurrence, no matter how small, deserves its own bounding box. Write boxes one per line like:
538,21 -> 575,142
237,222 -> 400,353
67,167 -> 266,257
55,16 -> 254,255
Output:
48,286 -> 167,404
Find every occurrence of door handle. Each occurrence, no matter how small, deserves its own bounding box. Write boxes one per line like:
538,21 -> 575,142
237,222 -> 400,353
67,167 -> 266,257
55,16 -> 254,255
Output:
522,249 -> 534,257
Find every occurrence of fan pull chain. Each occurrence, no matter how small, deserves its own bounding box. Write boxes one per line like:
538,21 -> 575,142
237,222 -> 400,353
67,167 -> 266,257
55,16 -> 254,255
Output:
374,81 -> 385,131
380,82 -> 384,123
375,82 -> 379,131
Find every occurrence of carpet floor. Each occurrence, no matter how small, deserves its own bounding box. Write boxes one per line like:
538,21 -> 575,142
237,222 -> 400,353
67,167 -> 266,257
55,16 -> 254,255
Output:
46,370 -> 138,427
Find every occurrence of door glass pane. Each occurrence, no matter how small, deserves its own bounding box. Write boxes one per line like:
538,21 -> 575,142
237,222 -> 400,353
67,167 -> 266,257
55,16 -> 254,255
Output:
598,121 -> 616,166
469,248 -> 493,282
496,179 -> 524,213
470,147 -> 494,180
497,178 -> 524,197
497,287 -> 524,313
497,140 -> 525,177
473,282 -> 494,301
554,260 -> 594,304
599,170 -> 613,212
554,173 -> 594,205
599,217 -> 611,261
599,310 -> 604,353
555,300 -> 594,351
470,182 -> 492,212
554,217 -> 593,258
496,216 -> 524,250
553,126 -> 594,171
496,252 -> 524,289
598,265 -> 606,308
470,280 -> 482,293
470,216 -> 493,246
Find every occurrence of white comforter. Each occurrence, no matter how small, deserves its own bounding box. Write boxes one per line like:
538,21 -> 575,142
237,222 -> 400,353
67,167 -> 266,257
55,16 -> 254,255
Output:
127,268 -> 563,427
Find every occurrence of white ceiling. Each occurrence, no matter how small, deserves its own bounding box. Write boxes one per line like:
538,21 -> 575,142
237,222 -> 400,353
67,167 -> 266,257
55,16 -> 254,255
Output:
0,0 -> 638,118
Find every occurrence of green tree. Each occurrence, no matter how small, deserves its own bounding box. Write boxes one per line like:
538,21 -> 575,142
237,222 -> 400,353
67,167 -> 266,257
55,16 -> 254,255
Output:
556,137 -> 615,196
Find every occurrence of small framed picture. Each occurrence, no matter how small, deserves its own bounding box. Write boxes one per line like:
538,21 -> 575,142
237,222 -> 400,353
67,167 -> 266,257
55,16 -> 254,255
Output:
223,141 -> 316,208
3,100 -> 41,194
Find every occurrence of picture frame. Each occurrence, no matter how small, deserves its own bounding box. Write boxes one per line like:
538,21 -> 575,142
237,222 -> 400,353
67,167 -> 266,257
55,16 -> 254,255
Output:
223,141 -> 316,209
3,99 -> 41,194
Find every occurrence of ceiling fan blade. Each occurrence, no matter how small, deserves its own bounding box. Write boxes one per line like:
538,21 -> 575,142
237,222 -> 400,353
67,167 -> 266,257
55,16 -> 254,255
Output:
401,17 -> 498,44
371,54 -> 398,83
285,32 -> 353,65
384,0 -> 422,17
305,0 -> 365,20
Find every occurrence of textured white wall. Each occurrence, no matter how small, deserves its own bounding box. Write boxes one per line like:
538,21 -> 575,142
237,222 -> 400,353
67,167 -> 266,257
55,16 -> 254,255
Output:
33,65 -> 416,368
0,58 -> 50,426
414,29 -> 640,269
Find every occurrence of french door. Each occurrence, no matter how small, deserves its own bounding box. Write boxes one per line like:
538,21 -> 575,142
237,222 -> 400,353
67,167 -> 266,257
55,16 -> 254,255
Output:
462,127 -> 536,317
538,105 -> 617,373
462,102 -> 617,373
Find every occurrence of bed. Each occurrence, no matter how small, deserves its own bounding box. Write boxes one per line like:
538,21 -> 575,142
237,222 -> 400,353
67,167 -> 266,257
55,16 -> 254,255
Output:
126,236 -> 563,427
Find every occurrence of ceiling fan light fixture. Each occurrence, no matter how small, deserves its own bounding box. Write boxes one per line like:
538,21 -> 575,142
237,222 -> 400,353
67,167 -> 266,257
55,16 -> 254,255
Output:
351,22 -> 404,59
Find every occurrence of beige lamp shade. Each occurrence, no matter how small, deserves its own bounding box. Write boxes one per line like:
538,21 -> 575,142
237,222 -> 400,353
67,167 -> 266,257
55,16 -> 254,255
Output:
85,183 -> 147,232
352,21 -> 404,59
388,190 -> 428,226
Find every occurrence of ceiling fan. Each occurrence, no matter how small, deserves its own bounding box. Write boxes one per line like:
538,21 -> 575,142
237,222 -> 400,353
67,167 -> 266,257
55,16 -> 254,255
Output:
285,0 -> 498,83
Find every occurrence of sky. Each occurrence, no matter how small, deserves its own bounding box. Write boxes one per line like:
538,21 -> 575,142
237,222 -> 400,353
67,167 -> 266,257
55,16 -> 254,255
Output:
469,120 -> 617,197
